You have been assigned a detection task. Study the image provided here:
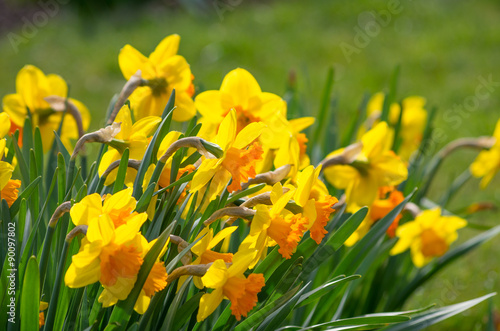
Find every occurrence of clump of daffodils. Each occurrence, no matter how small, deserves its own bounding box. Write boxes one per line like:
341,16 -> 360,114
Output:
1,34 -> 498,331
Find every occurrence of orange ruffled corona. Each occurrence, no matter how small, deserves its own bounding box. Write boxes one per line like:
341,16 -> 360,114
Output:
1,179 -> 21,207
267,213 -> 308,259
222,141 -> 263,192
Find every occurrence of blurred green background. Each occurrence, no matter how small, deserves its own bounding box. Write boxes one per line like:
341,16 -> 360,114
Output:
1,0 -> 499,329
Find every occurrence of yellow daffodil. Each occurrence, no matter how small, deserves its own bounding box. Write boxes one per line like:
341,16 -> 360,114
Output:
70,187 -> 138,228
64,212 -> 148,288
294,165 -> 338,244
99,237 -> 169,314
97,106 -> 161,186
119,34 -> 196,122
197,250 -> 265,322
191,110 -> 265,201
324,122 -> 408,210
2,65 -> 90,152
243,183 -> 309,260
362,92 -> 427,162
390,207 -> 466,267
195,68 -> 285,135
470,119 -> 500,188
189,226 -> 237,288
0,161 -> 21,207
345,187 -> 404,246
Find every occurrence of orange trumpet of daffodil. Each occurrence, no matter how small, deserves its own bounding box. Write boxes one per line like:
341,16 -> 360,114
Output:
119,34 -> 196,122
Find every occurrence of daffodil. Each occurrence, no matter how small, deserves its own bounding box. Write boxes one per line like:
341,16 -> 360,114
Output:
345,187 -> 404,246
98,237 -> 169,314
294,165 -> 338,244
0,112 -> 10,158
195,68 -> 313,174
470,119 -> 500,188
2,65 -> 91,152
39,301 -> 48,328
196,250 -> 265,322
97,106 -> 161,186
195,68 -> 285,135
70,188 -> 138,228
119,34 -> 196,122
243,183 -> 309,260
0,161 -> 20,207
362,92 -> 427,162
390,207 -> 466,267
323,122 -> 408,210
64,212 -> 148,288
191,110 -> 264,201
189,226 -> 237,288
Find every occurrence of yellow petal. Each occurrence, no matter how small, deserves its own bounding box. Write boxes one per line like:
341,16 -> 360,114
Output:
208,226 -> 238,250
233,121 -> 265,149
288,117 -> 315,134
87,215 -> 115,245
294,165 -> 315,207
114,106 -> 133,139
158,131 -> 183,158
215,110 -> 237,151
172,91 -> 196,122
119,45 -> 156,80
2,94 -> 27,127
149,34 -> 180,66
197,288 -> 224,322
0,161 -> 14,190
16,65 -> 49,111
114,214 -> 148,245
158,55 -> 192,91
361,122 -> 390,158
103,188 -> 136,215
190,158 -> 221,193
220,68 -> 262,109
227,249 -> 257,277
46,74 -> 68,97
195,90 -> 225,122
202,259 -> 228,289
64,257 -> 101,288
70,193 -> 103,226
134,289 -> 151,314
0,113 -> 11,138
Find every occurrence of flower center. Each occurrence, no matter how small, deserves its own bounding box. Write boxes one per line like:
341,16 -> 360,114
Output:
420,229 -> 448,258
148,78 -> 168,97
267,213 -> 308,259
222,142 -> 263,192
223,273 -> 265,321
100,243 -> 143,287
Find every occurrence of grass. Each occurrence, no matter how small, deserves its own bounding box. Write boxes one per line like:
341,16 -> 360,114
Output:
1,0 -> 499,329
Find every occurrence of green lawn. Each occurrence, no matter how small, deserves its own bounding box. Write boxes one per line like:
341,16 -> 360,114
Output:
1,0 -> 499,329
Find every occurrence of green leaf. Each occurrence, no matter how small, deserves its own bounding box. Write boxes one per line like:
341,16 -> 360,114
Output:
171,292 -> 203,331
297,275 -> 361,308
135,182 -> 156,213
381,293 -> 496,331
113,148 -> 130,194
304,314 -> 410,330
380,65 -> 400,122
325,207 -> 368,251
162,276 -> 192,331
20,256 -> 39,331
312,67 -> 335,145
9,176 -> 41,219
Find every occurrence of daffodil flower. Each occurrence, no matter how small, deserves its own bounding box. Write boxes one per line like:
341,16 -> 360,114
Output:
188,226 -> 237,288
99,237 -> 170,314
2,65 -> 91,152
70,187 -> 138,228
195,68 -> 285,135
39,301 -> 48,328
470,119 -> 500,188
64,212 -> 148,288
243,183 -> 309,260
294,165 -> 338,244
191,110 -> 265,201
390,207 -> 467,267
97,106 -> 161,186
323,122 -> 408,210
119,34 -> 196,122
196,250 -> 265,322
0,112 -> 11,158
